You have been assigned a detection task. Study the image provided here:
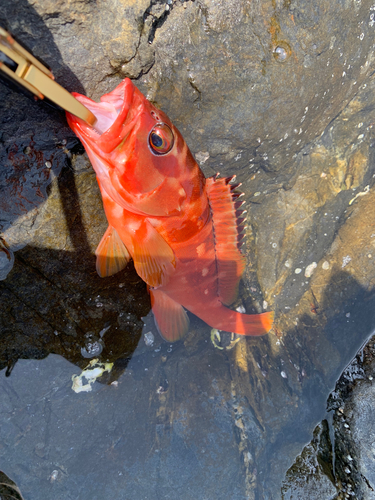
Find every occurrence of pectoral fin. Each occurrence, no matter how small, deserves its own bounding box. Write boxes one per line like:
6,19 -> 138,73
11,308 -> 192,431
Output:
95,226 -> 130,277
150,289 -> 190,342
132,220 -> 175,288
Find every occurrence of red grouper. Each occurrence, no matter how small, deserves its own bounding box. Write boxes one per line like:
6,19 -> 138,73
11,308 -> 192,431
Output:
66,78 -> 274,342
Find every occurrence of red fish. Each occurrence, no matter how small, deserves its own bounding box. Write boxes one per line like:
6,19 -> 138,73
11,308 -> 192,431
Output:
66,78 -> 274,342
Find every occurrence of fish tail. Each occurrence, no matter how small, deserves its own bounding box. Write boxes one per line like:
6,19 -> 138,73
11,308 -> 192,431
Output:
200,304 -> 274,336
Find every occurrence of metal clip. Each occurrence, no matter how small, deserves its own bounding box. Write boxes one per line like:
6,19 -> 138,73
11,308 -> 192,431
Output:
0,26 -> 96,126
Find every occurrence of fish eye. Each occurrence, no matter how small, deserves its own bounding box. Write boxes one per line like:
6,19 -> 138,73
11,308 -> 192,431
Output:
148,123 -> 174,155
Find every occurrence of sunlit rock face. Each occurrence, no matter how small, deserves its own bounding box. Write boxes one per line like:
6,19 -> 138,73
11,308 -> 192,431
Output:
1,1 -> 375,499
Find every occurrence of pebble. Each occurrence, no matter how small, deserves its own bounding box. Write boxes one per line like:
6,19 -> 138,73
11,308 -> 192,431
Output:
144,331 -> 155,347
304,262 -> 317,278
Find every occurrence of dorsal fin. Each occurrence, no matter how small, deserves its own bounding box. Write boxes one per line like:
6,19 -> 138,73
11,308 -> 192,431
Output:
206,176 -> 246,306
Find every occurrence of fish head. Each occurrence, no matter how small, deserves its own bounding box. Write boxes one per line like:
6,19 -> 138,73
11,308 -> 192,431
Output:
66,78 -> 201,216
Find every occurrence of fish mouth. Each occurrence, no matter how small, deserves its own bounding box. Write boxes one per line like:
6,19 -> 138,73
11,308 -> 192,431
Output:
67,78 -> 137,154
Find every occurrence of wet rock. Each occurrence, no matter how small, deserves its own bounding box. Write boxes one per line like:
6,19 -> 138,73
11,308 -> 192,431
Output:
2,0 -> 375,176
325,336 -> 375,500
282,421 -> 337,500
286,336 -> 375,500
0,469 -> 25,500
248,70 -> 375,313
348,384 -> 375,498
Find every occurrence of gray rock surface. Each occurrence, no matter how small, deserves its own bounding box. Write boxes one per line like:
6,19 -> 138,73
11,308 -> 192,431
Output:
1,0 -> 375,499
282,421 -> 337,500
350,384 -> 375,498
141,0 -> 375,174
285,337 -> 375,500
329,337 -> 375,500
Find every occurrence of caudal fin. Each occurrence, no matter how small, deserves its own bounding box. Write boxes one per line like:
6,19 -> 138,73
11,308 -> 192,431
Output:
199,304 -> 274,336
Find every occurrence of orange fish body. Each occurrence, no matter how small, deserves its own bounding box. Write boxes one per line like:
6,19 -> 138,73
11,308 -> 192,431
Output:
66,78 -> 273,341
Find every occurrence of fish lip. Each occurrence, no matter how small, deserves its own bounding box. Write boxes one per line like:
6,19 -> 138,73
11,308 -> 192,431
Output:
67,78 -> 137,154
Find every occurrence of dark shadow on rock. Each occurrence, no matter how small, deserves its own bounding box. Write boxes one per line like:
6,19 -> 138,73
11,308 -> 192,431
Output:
0,244 -> 150,380
0,0 -> 89,236
56,156 -> 92,255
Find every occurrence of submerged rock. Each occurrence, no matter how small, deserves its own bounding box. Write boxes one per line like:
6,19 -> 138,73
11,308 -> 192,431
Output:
286,334 -> 375,500
282,421 -> 337,500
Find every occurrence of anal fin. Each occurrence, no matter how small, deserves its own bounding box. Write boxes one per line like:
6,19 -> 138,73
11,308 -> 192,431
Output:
206,176 -> 246,306
95,226 -> 130,277
150,289 -> 190,342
